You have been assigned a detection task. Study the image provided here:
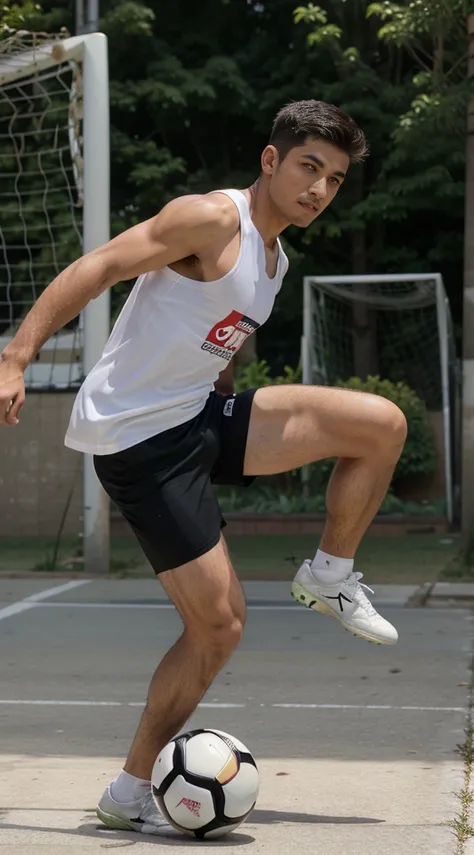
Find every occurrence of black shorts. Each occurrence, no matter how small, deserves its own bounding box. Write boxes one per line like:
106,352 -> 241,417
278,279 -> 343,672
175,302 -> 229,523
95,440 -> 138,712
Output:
93,389 -> 257,574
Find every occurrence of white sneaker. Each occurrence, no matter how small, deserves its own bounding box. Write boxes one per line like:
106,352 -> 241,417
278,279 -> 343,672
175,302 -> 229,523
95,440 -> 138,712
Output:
96,785 -> 172,835
291,560 -> 399,646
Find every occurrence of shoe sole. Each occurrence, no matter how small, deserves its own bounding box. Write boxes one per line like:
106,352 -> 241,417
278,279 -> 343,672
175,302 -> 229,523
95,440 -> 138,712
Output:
290,581 -> 397,646
96,806 -> 171,836
96,806 -> 138,832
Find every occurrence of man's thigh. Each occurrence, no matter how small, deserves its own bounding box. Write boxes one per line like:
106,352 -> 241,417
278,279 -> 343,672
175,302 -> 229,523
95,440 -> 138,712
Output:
243,384 -> 405,477
158,535 -> 246,630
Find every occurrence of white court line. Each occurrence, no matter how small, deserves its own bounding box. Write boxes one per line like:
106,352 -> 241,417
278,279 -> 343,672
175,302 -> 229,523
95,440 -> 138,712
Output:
0,700 -> 123,706
0,699 -> 466,713
273,703 -> 467,713
34,601 -> 370,612
0,700 -> 244,709
35,601 -> 301,611
35,601 -> 175,610
0,580 -> 91,622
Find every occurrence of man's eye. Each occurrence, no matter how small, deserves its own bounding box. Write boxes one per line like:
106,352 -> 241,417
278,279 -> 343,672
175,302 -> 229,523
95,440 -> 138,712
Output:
304,163 -> 317,172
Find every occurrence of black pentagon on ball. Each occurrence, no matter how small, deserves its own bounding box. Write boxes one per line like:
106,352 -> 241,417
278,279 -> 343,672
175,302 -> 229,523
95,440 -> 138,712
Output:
152,729 -> 257,839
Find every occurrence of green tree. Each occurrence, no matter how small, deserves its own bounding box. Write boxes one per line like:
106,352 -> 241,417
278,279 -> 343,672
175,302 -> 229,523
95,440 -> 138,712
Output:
1,1 -> 41,32
293,2 -> 408,377
363,0 -> 467,324
293,1 -> 466,380
0,0 -> 467,377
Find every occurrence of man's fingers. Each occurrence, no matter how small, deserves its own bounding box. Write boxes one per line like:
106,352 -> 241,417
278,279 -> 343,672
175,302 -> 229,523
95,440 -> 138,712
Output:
4,395 -> 24,425
0,399 -> 12,426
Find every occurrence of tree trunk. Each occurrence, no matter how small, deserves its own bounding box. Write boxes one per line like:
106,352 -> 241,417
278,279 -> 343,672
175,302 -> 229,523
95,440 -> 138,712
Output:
351,231 -> 378,379
433,29 -> 444,76
462,11 -> 474,544
351,167 -> 378,380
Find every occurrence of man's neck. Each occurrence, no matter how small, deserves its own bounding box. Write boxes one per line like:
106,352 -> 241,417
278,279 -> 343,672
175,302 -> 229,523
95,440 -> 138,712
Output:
242,178 -> 290,247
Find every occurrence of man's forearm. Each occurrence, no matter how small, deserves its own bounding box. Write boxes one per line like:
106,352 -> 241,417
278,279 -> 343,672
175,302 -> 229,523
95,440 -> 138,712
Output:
1,255 -> 110,370
215,360 -> 234,395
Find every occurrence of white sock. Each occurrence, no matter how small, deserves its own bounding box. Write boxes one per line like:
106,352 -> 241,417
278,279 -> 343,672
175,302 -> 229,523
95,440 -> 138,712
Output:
110,769 -> 151,804
310,549 -> 354,584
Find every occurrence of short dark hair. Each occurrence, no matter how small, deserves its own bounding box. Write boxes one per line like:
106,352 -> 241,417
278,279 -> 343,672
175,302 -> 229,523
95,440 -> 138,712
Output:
269,100 -> 369,163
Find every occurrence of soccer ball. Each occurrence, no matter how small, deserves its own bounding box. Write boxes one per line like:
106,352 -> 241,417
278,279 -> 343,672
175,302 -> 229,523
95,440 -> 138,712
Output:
151,728 -> 259,839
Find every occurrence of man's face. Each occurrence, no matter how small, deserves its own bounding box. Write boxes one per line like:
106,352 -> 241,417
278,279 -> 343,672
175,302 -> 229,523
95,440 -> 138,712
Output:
262,137 -> 350,227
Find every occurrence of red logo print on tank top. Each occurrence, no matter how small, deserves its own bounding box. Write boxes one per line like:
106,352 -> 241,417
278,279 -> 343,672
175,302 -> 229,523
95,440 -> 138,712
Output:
201,310 -> 260,362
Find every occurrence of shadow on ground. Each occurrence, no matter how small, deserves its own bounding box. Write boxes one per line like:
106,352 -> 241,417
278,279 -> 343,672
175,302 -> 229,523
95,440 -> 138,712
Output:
0,805 -> 385,847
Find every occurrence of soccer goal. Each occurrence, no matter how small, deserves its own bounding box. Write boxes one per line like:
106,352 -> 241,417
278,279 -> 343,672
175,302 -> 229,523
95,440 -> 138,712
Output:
301,274 -> 460,524
0,30 -> 110,571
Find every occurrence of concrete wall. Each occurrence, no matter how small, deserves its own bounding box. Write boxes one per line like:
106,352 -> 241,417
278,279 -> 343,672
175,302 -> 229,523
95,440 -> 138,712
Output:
0,393 -> 83,537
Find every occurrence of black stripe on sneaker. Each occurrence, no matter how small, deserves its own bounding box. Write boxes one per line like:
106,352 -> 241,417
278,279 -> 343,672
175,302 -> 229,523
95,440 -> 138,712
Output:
325,593 -> 352,612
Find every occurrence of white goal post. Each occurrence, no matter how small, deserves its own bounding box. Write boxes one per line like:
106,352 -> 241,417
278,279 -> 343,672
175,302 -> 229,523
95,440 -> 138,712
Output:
302,273 -> 457,525
0,32 -> 111,572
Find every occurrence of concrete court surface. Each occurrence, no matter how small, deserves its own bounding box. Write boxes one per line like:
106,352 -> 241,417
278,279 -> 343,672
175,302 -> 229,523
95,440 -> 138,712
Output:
0,577 -> 472,854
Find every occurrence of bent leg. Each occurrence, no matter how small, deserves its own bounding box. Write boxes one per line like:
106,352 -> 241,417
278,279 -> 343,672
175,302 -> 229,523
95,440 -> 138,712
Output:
244,384 -> 407,557
124,536 -> 246,780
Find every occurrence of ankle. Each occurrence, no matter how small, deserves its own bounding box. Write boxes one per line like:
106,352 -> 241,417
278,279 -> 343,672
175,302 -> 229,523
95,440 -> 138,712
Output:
111,769 -> 151,803
310,549 -> 354,583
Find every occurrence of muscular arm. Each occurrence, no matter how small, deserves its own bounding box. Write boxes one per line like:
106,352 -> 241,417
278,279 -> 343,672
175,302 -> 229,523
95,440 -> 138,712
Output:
214,360 -> 234,395
1,194 -> 238,371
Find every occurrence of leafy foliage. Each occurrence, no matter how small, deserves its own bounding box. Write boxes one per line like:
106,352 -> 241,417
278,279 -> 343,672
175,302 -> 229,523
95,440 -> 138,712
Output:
216,482 -> 443,515
0,0 -> 467,367
1,1 -> 41,33
234,360 -> 302,393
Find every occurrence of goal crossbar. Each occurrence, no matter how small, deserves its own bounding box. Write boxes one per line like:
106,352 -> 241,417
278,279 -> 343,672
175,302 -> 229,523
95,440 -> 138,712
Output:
0,36 -> 86,86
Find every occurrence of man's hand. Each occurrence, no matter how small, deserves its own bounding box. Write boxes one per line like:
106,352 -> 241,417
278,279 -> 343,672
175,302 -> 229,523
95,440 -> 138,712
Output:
0,357 -> 25,426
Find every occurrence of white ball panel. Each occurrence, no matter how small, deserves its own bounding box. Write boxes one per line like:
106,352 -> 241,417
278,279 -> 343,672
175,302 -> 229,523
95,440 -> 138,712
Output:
207,729 -> 252,755
223,763 -> 260,818
151,741 -> 176,790
163,776 -> 216,830
185,732 -> 232,778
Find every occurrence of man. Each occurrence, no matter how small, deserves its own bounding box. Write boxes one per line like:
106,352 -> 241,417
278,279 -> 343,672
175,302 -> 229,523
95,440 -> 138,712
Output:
0,100 -> 406,834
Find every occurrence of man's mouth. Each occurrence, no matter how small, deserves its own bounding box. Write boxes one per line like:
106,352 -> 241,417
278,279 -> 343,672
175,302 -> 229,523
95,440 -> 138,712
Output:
298,201 -> 318,213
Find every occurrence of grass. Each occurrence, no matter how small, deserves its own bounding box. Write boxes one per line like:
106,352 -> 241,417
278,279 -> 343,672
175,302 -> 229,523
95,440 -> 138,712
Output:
447,647 -> 474,854
0,536 -> 144,575
0,531 -> 461,583
441,537 -> 474,582
226,533 -> 460,583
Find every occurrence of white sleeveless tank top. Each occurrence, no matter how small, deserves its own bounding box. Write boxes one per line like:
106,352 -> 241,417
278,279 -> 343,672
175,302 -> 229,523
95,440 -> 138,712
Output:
65,189 -> 289,455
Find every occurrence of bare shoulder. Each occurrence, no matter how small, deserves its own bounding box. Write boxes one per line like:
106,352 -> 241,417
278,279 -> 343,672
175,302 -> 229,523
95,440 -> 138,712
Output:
203,191 -> 241,229
152,192 -> 239,241
91,191 -> 241,283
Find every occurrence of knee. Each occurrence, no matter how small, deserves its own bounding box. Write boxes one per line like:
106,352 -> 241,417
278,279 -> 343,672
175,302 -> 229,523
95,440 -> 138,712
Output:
368,396 -> 408,452
188,599 -> 246,658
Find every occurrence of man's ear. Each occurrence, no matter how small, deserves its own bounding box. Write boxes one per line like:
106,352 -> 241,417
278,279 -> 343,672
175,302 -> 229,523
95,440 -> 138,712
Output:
261,145 -> 279,176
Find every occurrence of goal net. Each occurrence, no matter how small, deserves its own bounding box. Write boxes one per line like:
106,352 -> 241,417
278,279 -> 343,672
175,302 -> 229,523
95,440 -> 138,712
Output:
0,30 -> 86,388
302,274 -> 459,523
0,30 -> 111,572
